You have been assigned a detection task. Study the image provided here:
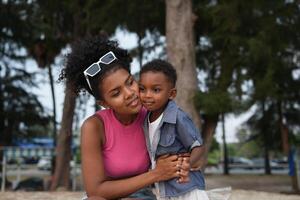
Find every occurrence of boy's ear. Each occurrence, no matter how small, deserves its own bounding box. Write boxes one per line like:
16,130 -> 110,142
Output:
169,88 -> 177,100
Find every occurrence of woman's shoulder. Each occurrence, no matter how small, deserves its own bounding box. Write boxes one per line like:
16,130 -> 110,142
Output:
83,113 -> 104,127
94,108 -> 113,121
81,114 -> 105,144
141,106 -> 147,115
139,107 -> 148,121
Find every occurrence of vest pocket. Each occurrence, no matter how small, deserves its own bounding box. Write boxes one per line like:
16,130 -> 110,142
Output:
159,131 -> 175,147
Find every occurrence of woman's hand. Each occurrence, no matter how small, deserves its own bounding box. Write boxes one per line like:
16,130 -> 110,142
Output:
177,153 -> 190,183
153,154 -> 180,182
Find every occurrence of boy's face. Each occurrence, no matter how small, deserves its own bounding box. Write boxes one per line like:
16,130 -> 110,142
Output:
139,71 -> 176,113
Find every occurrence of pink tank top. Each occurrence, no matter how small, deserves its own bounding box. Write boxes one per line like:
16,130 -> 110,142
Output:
95,107 -> 150,178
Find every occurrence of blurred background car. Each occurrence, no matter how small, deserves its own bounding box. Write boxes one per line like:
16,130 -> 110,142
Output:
37,157 -> 51,170
251,158 -> 280,169
37,157 -> 76,171
228,157 -> 254,169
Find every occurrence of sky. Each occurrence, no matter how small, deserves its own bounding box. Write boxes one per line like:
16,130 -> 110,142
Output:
28,29 -> 254,143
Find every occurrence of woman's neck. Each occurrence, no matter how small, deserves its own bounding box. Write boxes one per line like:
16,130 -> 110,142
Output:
113,111 -> 138,125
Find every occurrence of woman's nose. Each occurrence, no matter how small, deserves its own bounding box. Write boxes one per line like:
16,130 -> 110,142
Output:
124,86 -> 135,99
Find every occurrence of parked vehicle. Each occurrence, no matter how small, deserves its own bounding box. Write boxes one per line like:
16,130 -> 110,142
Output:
272,158 -> 288,169
251,158 -> 280,169
37,157 -> 51,170
37,157 -> 76,170
250,157 -> 288,170
228,157 -> 254,169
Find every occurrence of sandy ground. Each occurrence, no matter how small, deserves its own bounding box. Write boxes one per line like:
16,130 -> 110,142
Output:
205,174 -> 293,192
1,190 -> 299,200
1,174 -> 299,200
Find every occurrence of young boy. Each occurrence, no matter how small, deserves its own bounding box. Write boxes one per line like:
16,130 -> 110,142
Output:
139,59 -> 209,200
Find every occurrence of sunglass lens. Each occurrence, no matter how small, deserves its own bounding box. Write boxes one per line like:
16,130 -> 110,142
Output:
86,64 -> 101,76
101,53 -> 115,64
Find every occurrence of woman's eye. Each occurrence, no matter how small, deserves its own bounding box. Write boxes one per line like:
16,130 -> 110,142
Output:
111,91 -> 120,97
127,78 -> 134,86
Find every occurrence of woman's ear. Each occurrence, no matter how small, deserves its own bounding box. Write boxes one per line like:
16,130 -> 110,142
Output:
97,100 -> 109,109
169,88 -> 177,100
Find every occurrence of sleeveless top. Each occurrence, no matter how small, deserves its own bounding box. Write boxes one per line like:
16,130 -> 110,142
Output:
95,107 -> 150,178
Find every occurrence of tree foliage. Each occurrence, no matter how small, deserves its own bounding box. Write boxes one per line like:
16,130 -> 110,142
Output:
0,64 -> 51,145
0,1 -> 53,146
194,0 -> 300,144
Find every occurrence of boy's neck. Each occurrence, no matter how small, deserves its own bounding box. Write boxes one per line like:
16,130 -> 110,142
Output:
149,110 -> 163,123
149,101 -> 169,123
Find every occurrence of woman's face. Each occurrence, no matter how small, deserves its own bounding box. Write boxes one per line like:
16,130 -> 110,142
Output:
99,68 -> 141,119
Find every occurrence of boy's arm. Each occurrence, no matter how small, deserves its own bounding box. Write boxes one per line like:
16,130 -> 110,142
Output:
190,145 -> 205,169
175,109 -> 207,173
176,111 -> 203,150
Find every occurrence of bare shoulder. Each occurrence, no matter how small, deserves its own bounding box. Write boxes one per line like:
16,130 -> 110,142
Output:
81,115 -> 105,145
82,115 -> 103,131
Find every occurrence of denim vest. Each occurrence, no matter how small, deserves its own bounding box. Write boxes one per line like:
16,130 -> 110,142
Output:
143,100 -> 205,197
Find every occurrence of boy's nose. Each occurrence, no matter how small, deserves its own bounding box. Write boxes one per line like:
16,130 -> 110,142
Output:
144,90 -> 152,98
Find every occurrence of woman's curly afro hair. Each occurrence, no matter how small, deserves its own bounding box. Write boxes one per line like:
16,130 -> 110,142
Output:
59,35 -> 132,100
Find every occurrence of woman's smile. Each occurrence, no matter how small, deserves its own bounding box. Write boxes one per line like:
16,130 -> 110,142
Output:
127,96 -> 140,107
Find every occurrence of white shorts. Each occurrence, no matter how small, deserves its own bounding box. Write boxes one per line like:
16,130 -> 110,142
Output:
156,189 -> 209,200
155,187 -> 232,200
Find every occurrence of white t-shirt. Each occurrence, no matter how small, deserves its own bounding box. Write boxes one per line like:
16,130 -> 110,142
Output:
148,113 -> 163,147
148,112 -> 163,196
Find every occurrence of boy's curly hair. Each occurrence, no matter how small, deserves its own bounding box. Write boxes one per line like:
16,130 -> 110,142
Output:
59,35 -> 132,100
140,59 -> 177,87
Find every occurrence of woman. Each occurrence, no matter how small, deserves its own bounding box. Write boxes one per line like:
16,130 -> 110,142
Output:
59,36 -> 189,199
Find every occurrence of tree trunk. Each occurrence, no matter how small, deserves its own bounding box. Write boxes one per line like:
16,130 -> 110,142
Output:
202,115 -> 218,168
277,101 -> 289,154
50,0 -> 88,189
2,122 -> 14,146
222,113 -> 229,175
47,64 -> 58,176
0,75 -> 4,147
165,0 -> 201,128
47,64 -> 57,147
50,82 -> 76,190
262,101 -> 271,175
277,101 -> 300,192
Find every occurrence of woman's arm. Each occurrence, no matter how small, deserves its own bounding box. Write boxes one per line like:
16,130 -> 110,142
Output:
190,145 -> 205,169
81,116 -> 180,199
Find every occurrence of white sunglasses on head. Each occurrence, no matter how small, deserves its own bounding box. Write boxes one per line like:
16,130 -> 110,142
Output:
83,51 -> 117,91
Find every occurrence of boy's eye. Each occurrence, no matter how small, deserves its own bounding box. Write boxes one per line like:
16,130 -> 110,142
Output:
139,85 -> 145,92
153,88 -> 161,93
